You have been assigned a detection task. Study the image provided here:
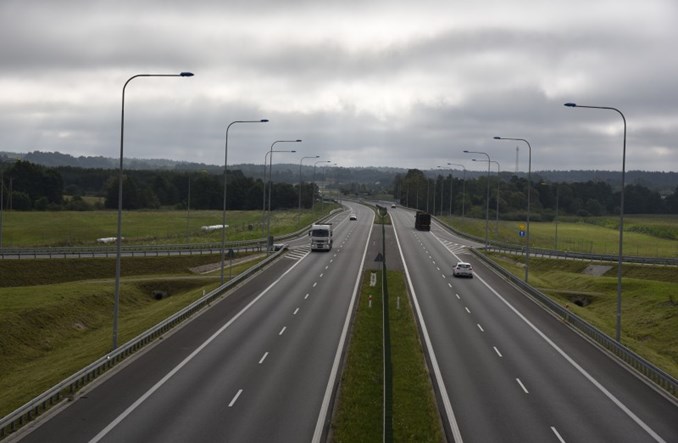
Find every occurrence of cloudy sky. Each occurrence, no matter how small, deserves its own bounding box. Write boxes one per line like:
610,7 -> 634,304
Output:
1,0 -> 677,173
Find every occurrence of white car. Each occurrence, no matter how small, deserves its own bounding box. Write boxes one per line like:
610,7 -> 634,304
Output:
452,262 -> 473,278
349,213 -> 357,220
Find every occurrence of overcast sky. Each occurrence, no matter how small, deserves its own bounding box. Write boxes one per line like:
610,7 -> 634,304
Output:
1,0 -> 676,173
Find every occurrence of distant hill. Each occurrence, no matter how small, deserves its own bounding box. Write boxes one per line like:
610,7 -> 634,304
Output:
1,150 -> 676,192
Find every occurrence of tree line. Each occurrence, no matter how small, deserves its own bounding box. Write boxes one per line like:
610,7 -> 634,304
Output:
0,160 -> 317,211
393,169 -> 678,219
1,160 -> 677,215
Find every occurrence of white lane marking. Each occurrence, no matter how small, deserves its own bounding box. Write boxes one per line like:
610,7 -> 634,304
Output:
455,293 -> 460,300
293,307 -> 300,315
313,282 -> 318,288
386,213 -> 463,443
279,326 -> 287,336
305,293 -> 310,300
493,346 -> 503,358
441,273 -> 445,278
325,265 -> 329,270
228,389 -> 243,407
470,270 -> 666,442
259,352 -> 269,364
436,267 -> 441,271
551,426 -> 566,443
477,323 -> 484,332
89,254 -> 309,443
448,283 -> 452,288
516,378 -> 529,394
465,307 -> 471,314
313,207 -> 376,443
319,273 -> 324,278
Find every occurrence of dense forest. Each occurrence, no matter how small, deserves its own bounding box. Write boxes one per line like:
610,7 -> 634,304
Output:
1,157 -> 678,216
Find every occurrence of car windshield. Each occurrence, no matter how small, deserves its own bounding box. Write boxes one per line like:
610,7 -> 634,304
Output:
311,229 -> 329,237
457,264 -> 470,268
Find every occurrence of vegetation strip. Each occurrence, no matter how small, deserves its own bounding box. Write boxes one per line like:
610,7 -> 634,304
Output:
331,270 -> 442,442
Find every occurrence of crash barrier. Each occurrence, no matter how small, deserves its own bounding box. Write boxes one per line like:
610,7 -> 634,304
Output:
0,246 -> 286,438
471,248 -> 678,399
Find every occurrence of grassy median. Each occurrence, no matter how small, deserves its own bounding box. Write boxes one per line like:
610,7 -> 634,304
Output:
331,270 -> 442,442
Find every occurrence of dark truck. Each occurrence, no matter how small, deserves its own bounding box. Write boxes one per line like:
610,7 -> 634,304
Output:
415,211 -> 431,231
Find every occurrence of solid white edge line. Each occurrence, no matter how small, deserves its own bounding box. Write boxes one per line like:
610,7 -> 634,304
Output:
471,270 -> 666,442
279,326 -> 287,336
259,352 -> 269,364
311,208 -> 376,443
388,213 -> 464,442
89,255 -> 310,443
493,346 -> 503,358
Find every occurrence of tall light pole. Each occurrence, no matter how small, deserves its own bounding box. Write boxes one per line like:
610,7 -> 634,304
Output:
262,148 -> 297,230
312,160 -> 331,210
448,163 -> 466,218
564,102 -> 627,342
494,136 -> 532,282
437,166 -> 446,216
463,150 -> 491,248
220,119 -> 268,285
113,71 -> 193,350
299,155 -> 319,222
267,139 -> 301,251
474,158 -> 501,237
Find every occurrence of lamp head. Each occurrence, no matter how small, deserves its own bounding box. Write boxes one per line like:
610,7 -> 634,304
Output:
296,139 -> 302,142
493,136 -> 501,139
564,102 -> 577,107
261,119 -> 269,122
463,150 -> 470,153
179,72 -> 194,77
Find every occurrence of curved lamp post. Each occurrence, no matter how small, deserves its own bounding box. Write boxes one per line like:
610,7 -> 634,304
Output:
220,119 -> 268,285
299,155 -> 319,221
564,102 -> 627,342
113,71 -> 194,350
463,150 -> 491,248
266,140 -> 301,251
494,136 -> 532,282
448,163 -> 466,217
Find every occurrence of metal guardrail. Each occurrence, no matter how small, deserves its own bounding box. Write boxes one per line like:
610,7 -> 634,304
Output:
0,247 -> 287,439
471,248 -> 678,399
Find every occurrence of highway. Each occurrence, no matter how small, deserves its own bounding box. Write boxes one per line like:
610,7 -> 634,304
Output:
14,202 -> 374,443
389,207 -> 678,442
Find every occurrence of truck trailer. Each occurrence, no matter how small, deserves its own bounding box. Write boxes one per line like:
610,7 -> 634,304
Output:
415,211 -> 431,231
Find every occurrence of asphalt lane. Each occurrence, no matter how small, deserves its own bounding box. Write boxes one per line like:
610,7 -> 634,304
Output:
16,202 -> 375,443
390,207 -> 677,443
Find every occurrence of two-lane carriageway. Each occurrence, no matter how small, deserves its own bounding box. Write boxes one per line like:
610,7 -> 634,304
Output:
389,207 -> 677,443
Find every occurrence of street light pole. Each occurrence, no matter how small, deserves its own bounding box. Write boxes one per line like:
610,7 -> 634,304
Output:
220,119 -> 268,285
564,102 -> 627,342
113,71 -> 193,350
267,140 -> 301,251
448,163 -> 466,218
474,159 -> 501,237
312,160 -> 331,210
494,136 -> 532,282
463,150 -> 491,248
299,155 -> 319,222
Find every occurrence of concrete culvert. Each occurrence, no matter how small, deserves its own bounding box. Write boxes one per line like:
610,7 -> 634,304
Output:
153,290 -> 168,300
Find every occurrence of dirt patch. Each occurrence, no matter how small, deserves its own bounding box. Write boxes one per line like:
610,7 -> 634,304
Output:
582,265 -> 612,276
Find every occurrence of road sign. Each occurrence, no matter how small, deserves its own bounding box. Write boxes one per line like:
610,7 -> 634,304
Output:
519,230 -> 526,238
519,223 -> 526,231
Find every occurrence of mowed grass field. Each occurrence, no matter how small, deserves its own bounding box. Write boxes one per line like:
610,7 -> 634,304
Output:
0,206 -> 338,247
441,214 -> 678,257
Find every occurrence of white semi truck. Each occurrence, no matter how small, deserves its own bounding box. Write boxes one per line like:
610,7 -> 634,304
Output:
309,223 -> 333,251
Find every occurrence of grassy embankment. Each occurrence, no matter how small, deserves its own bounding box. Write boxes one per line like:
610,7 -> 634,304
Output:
0,207 -> 338,416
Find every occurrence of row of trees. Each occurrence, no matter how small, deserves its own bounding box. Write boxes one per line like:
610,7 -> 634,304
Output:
0,161 -> 319,211
393,169 -> 678,219
2,160 -> 677,215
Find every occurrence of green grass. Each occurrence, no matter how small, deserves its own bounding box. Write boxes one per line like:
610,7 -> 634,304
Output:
442,214 -> 678,257
0,253 -> 264,417
486,253 -> 678,379
0,206 -> 340,247
331,270 -> 442,442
